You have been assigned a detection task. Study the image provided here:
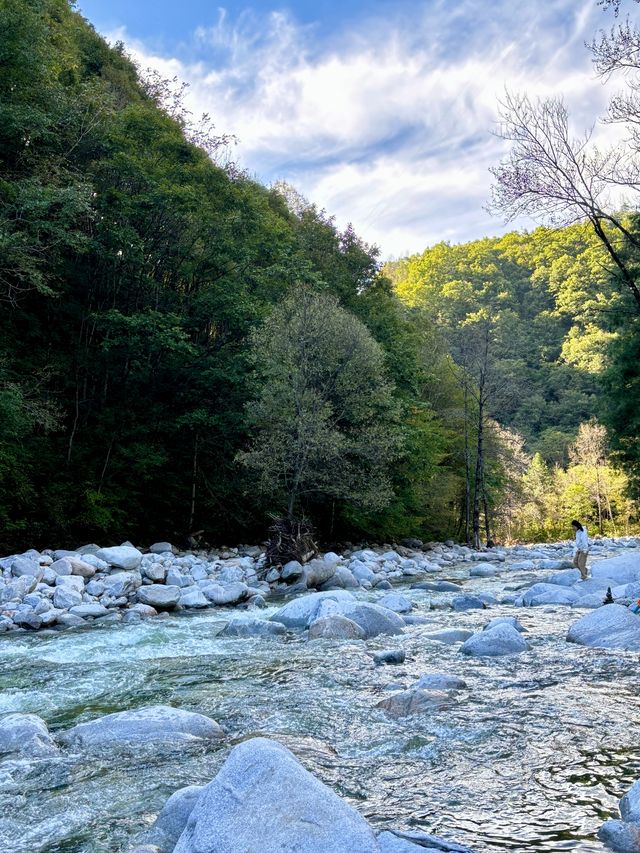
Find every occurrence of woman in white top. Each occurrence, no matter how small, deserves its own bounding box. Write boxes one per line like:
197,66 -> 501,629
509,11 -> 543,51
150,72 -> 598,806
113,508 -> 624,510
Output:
571,520 -> 589,580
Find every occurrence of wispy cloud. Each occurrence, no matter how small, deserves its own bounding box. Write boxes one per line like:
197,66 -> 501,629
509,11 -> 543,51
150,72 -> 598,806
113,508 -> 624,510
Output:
106,0 -> 620,256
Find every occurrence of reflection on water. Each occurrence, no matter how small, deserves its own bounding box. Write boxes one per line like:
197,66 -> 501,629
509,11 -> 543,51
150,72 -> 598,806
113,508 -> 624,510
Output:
1,562 -> 640,852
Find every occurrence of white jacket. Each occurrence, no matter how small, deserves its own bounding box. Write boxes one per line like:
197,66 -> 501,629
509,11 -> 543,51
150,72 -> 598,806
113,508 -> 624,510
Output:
574,526 -> 589,554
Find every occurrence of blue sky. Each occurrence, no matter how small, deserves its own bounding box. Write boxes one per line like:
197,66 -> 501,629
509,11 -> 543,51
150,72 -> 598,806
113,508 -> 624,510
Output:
78,0 -> 619,257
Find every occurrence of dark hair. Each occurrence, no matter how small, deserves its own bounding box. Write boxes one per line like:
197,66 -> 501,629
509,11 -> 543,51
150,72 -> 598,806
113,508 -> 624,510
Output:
571,520 -> 583,531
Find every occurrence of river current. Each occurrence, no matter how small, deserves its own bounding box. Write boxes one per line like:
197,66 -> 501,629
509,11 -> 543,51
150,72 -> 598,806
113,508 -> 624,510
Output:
1,554 -> 640,853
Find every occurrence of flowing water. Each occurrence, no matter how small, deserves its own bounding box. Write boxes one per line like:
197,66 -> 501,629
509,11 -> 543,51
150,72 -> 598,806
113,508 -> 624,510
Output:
1,556 -> 640,853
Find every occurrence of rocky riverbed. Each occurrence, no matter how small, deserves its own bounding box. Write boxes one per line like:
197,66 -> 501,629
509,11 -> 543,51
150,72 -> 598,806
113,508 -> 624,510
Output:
1,535 -> 640,852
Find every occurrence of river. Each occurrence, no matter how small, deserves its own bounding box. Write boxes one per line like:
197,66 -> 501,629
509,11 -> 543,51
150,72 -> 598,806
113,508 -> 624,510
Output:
1,555 -> 639,852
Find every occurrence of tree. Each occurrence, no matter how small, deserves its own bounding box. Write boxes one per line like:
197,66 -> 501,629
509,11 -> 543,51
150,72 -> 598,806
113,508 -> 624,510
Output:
239,288 -> 401,523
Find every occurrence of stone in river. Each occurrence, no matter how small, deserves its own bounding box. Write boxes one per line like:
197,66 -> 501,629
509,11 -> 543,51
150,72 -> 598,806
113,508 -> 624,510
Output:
591,553 -> 640,585
59,705 -> 223,748
452,595 -> 486,611
308,614 -> 365,640
0,713 -> 59,756
470,562 -> 499,577
339,602 -> 405,638
620,779 -> 640,823
271,591 -> 356,629
598,820 -> 640,853
424,629 -> 474,644
483,616 -> 526,633
377,593 -> 413,613
221,618 -> 287,638
373,649 -> 405,665
137,585 -> 181,610
102,571 -> 142,597
414,673 -> 467,691
69,604 -> 109,618
145,785 -> 204,851
206,582 -> 249,606
567,604 -> 640,651
376,688 -> 450,717
173,737 -> 379,853
379,829 -> 475,852
178,588 -> 208,608
12,610 -> 42,630
461,624 -> 529,657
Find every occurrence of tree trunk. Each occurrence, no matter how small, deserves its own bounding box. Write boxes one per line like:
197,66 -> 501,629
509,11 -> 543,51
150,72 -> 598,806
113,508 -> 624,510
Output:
472,393 -> 484,550
483,490 -> 491,546
189,432 -> 199,532
464,384 -> 471,546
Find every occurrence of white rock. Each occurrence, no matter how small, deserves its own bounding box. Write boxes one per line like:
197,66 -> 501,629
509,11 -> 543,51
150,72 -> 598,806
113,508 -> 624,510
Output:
567,604 -> 640,651
95,545 -> 143,570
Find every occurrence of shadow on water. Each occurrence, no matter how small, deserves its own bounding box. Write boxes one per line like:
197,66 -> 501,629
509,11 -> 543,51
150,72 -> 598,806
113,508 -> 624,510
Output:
1,565 -> 640,852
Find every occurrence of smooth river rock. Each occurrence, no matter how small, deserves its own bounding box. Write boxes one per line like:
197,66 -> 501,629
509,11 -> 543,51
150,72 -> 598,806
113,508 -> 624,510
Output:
146,785 -> 204,851
461,624 -> 529,657
59,705 -> 224,748
173,737 -> 380,853
620,779 -> 640,823
137,585 -> 181,610
376,688 -> 450,717
95,545 -> 143,570
308,614 -> 365,640
0,713 -> 59,756
271,591 -> 357,629
414,673 -> 467,691
598,820 -> 640,853
221,618 -> 286,638
567,604 -> 640,651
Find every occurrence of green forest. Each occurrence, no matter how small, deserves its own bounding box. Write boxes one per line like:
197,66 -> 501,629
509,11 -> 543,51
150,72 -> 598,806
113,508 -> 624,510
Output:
1,0 -> 639,551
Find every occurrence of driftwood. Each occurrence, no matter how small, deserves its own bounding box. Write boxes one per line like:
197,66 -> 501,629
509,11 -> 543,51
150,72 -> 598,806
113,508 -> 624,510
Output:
264,516 -> 318,569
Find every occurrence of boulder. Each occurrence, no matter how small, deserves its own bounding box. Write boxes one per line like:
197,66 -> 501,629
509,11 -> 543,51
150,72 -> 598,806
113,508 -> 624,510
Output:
483,616 -> 526,633
102,571 -> 142,598
423,629 -> 474,644
95,545 -> 143,570
377,593 -> 413,613
0,713 -> 58,756
53,586 -> 83,610
567,604 -> 640,651
591,554 -> 640,585
547,569 -> 582,586
620,779 -> 640,823
178,588 -> 208,608
69,603 -> 109,619
13,610 -> 42,630
378,830 -> 474,853
281,560 -> 303,581
173,737 -> 379,853
461,624 -> 529,657
373,649 -> 405,665
142,563 -> 167,583
598,820 -> 640,853
319,566 -> 358,589
206,582 -> 249,606
271,591 -> 356,629
137,585 -> 181,610
146,785 -> 204,851
518,583 -> 579,607
150,542 -> 176,554
11,557 -> 43,579
470,562 -> 499,577
303,558 -> 338,589
339,602 -> 405,638
411,580 -> 461,592
414,673 -> 467,691
376,688 -> 449,717
59,705 -> 223,748
66,556 -> 96,578
308,614 -> 365,640
452,595 -> 486,612
221,618 -> 287,638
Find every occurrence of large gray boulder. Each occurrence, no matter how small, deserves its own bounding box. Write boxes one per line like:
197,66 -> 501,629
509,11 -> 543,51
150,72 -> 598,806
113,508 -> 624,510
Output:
423,629 -> 474,644
376,688 -> 450,717
95,545 -> 143,570
303,558 -> 338,589
146,785 -> 204,851
414,673 -> 467,691
308,614 -> 365,640
204,582 -> 249,606
377,593 -> 413,613
591,554 -> 640,585
621,779 -> 640,823
102,571 -> 142,598
173,737 -> 379,853
53,585 -> 83,610
271,591 -> 356,629
598,820 -> 640,853
11,557 -> 43,579
0,713 -> 58,756
518,583 -> 580,607
567,604 -> 640,651
137,585 -> 181,610
339,602 -> 405,638
461,624 -> 529,657
58,705 -> 223,748
221,618 -> 286,638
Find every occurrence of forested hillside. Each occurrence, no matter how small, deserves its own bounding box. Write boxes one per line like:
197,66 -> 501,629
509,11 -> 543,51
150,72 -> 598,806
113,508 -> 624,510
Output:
1,0 -> 638,550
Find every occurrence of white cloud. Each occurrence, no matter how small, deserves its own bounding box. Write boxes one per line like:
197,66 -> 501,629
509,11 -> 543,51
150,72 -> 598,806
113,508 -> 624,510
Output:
105,0 -> 626,257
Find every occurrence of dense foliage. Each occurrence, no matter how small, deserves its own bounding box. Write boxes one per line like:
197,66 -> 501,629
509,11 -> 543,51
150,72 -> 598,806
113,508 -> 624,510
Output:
1,0 -> 638,550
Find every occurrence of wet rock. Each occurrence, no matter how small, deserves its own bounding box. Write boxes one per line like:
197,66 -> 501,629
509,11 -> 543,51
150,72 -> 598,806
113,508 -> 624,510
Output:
411,580 -> 461,592
517,583 -> 579,607
129,603 -> 158,619
461,624 -> 529,657
340,602 -> 405,638
281,560 -> 303,581
483,616 -> 526,633
424,629 -> 474,644
69,603 -> 109,618
414,673 -> 467,691
376,688 -> 449,717
452,595 -> 486,612
319,566 -> 358,589
567,604 -> 640,651
95,545 -> 143,570
620,779 -> 640,823
53,586 -> 83,610
271,591 -> 356,629
58,705 -> 223,748
137,585 -> 181,610
173,737 -> 379,853
221,618 -> 287,637
377,593 -> 413,613
308,614 -> 365,640
13,610 -> 43,630
598,820 -> 640,853
379,830 -> 475,852
0,713 -> 58,756
470,562 -> 499,577
373,649 -> 405,665
206,582 -> 249,606
56,612 -> 86,627
145,785 -> 204,851
547,569 -> 582,586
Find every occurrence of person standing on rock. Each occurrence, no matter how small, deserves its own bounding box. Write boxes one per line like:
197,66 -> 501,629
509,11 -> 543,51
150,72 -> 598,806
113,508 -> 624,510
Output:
571,520 -> 589,580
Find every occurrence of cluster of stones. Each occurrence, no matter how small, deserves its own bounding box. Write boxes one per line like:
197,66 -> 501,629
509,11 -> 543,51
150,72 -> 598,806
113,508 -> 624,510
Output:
0,534 -> 638,634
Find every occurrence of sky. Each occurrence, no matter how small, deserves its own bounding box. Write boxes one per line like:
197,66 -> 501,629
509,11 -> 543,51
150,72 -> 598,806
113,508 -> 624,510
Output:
77,0 -> 620,258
